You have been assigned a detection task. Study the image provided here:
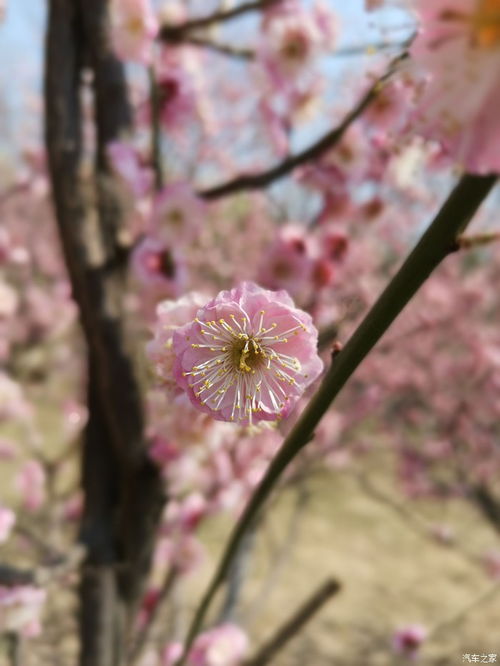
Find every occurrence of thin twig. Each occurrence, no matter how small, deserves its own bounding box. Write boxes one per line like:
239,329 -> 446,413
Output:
243,578 -> 341,666
149,66 -> 164,192
159,0 -> 282,41
427,580 -> 500,640
218,523 -> 258,623
5,633 -> 22,666
243,481 -> 310,624
129,567 -> 178,664
197,53 -> 407,200
457,231 -> 500,249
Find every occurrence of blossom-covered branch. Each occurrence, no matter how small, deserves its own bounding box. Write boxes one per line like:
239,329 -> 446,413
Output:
198,53 -> 407,200
175,173 -> 497,665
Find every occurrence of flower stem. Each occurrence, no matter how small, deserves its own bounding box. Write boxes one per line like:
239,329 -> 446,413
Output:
175,173 -> 496,665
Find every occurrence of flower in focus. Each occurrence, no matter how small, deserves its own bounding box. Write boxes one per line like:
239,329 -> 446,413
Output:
147,292 -> 210,397
0,506 -> 15,543
392,624 -> 427,658
173,282 -> 323,425
0,586 -> 46,637
110,0 -> 158,64
151,183 -> 205,245
410,0 -> 500,172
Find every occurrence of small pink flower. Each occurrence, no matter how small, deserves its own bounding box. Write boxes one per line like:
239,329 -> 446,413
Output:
259,225 -> 315,302
107,141 -> 153,197
110,0 -> 158,64
259,1 -> 337,83
392,624 -> 427,659
147,292 -> 210,397
0,585 -> 46,637
131,236 -> 187,294
0,280 -> 18,318
189,624 -> 248,666
143,60 -> 198,132
410,0 -> 500,173
151,183 -> 205,246
482,549 -> 500,580
0,373 -> 30,422
0,506 -> 15,543
173,282 -> 323,425
15,460 -> 46,512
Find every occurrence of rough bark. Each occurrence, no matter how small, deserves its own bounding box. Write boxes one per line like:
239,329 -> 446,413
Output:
44,2 -> 165,664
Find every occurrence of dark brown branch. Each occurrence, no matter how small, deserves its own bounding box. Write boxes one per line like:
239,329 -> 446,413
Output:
159,0 -> 281,41
243,578 -> 341,666
149,67 -> 164,191
198,54 -> 407,200
45,2 -> 164,664
470,485 -> 500,536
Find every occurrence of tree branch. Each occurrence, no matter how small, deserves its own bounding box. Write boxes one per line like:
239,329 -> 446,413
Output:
175,173 -> 497,665
45,2 -> 164,664
243,578 -> 340,666
159,0 -> 282,42
197,54 -> 407,200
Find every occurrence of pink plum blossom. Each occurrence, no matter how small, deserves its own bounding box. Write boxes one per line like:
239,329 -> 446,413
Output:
259,0 -> 337,84
0,280 -> 18,318
147,292 -> 210,397
410,0 -> 500,173
15,460 -> 46,512
150,183 -> 205,246
131,235 -> 187,294
259,225 -> 315,303
163,624 -> 248,666
107,141 -> 153,197
0,372 -> 30,422
188,624 -> 249,666
0,586 -> 46,637
0,506 -> 15,543
392,624 -> 427,658
143,58 -> 198,132
110,0 -> 158,64
173,282 -> 323,425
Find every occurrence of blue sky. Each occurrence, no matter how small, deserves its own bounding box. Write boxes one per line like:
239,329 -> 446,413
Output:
0,1 -> 412,165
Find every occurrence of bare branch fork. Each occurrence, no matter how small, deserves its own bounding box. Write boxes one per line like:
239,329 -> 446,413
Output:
159,0 -> 282,42
197,54 -> 407,200
174,173 -> 497,665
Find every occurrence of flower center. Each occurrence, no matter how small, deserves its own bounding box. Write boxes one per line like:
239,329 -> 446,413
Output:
438,2 -> 500,48
165,208 -> 184,227
183,311 -> 307,423
232,335 -> 264,373
472,0 -> 500,47
127,16 -> 144,36
281,33 -> 308,62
